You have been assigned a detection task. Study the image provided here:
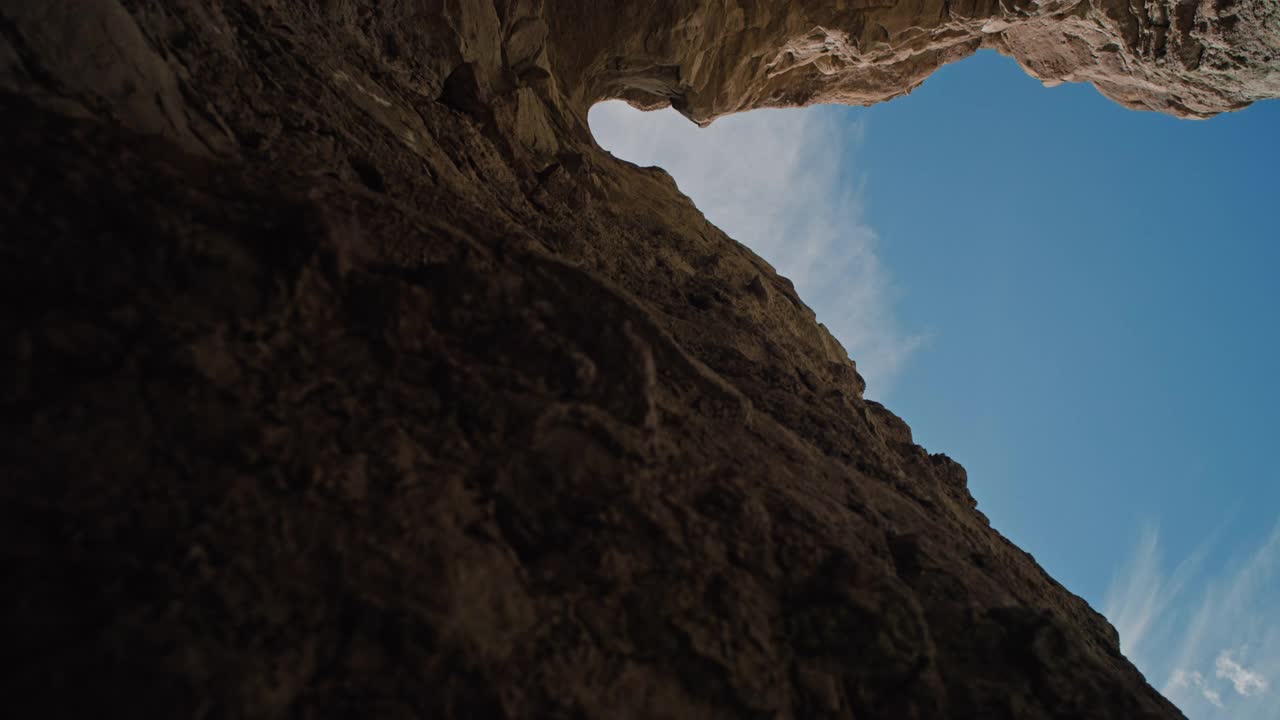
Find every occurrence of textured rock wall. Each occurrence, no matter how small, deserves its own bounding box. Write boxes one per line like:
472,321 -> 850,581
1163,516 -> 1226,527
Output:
551,0 -> 1279,123
2,1 -> 1275,718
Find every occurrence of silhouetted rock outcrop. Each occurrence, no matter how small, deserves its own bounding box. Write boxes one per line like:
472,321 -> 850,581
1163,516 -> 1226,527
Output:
4,2 -> 1275,717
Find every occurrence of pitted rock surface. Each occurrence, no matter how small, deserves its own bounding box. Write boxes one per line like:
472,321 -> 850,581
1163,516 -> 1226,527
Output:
3,1 -> 1275,718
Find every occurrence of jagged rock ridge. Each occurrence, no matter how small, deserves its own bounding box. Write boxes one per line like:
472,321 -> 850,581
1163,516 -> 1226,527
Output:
2,2 -> 1275,718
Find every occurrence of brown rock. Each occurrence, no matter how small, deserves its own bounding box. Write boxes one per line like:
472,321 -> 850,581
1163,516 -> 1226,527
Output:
3,1 -> 1274,717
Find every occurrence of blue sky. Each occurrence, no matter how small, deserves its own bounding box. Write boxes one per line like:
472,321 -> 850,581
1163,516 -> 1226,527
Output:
590,50 -> 1279,719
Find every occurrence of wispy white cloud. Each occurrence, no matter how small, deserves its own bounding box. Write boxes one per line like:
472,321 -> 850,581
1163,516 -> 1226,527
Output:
1203,686 -> 1224,708
588,101 -> 922,398
1216,650 -> 1269,697
1103,525 -> 1208,662
1104,521 -> 1279,719
1170,670 -> 1225,708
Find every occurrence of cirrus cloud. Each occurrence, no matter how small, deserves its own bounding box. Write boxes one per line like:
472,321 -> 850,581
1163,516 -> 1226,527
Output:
1104,520 -> 1279,719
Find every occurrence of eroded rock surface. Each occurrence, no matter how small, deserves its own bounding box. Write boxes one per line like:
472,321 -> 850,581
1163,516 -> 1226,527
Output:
562,0 -> 1280,123
2,1 -> 1274,718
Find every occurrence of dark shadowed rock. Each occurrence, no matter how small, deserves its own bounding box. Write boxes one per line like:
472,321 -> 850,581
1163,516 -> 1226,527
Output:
4,1 -> 1274,717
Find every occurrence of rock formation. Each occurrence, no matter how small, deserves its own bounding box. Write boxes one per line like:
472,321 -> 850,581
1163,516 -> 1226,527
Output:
2,1 -> 1275,718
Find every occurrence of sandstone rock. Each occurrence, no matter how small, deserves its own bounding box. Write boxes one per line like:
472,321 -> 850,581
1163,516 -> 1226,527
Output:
557,0 -> 1279,122
2,1 -> 1274,718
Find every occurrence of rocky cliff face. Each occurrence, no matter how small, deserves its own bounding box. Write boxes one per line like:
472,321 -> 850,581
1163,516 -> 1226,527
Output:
2,2 -> 1275,718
